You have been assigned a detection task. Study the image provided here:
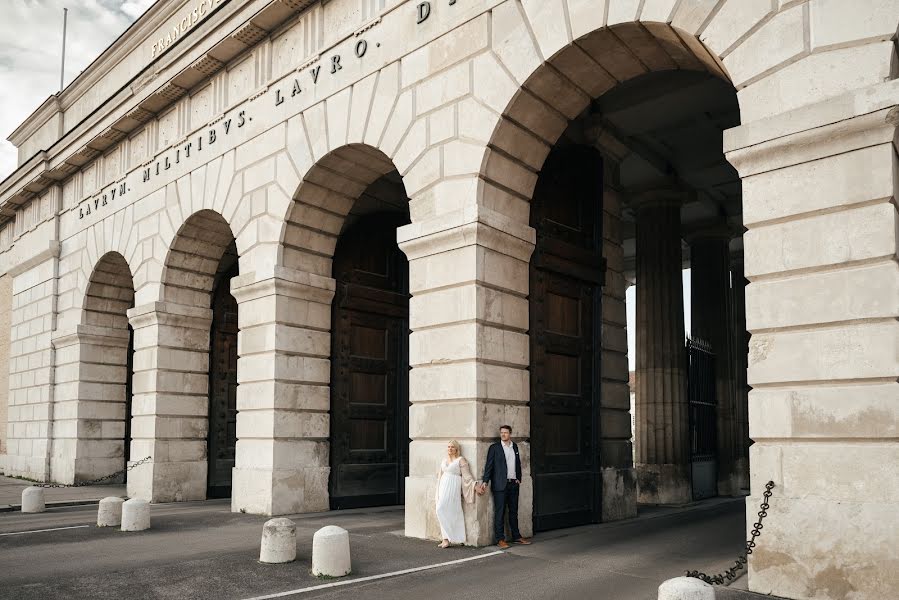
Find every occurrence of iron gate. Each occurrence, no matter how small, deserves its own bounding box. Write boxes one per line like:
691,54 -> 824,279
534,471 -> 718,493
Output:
687,337 -> 717,500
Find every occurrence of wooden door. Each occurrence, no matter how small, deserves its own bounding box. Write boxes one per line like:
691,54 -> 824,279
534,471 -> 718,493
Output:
207,264 -> 239,498
124,325 -> 133,480
330,214 -> 409,509
530,146 -> 605,531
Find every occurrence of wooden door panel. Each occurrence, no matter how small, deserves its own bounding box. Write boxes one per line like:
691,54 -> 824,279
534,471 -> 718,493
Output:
208,264 -> 239,498
330,213 -> 409,510
530,146 -> 604,532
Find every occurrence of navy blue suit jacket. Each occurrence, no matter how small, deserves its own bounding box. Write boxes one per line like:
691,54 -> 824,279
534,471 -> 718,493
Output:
482,440 -> 522,492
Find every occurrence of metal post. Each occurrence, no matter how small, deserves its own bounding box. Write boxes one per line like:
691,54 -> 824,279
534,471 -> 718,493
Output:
59,8 -> 68,92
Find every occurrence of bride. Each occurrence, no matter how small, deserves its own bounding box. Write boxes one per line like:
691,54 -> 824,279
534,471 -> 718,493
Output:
435,440 -> 478,548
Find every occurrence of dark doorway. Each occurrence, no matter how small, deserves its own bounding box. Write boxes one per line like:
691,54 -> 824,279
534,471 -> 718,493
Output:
207,262 -> 239,498
688,337 -> 718,500
529,146 -> 605,531
329,213 -> 409,509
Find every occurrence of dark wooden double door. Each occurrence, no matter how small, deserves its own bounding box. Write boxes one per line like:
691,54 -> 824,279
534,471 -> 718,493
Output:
530,146 -> 605,531
208,263 -> 239,498
330,214 -> 409,509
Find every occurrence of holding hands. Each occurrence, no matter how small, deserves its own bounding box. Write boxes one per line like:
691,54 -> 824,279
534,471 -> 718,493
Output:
476,482 -> 487,495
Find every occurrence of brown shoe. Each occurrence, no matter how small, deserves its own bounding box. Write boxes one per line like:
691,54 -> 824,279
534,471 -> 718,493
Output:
514,538 -> 532,545
497,540 -> 510,549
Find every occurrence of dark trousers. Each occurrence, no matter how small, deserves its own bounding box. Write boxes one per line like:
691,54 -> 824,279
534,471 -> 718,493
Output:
492,481 -> 521,543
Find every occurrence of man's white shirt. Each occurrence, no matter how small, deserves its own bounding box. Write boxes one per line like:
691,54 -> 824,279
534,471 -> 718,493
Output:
502,440 -> 516,480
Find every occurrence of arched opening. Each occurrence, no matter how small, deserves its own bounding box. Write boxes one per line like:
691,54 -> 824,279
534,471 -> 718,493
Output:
80,252 -> 135,481
162,209 -> 239,498
484,23 -> 747,532
284,145 -> 410,510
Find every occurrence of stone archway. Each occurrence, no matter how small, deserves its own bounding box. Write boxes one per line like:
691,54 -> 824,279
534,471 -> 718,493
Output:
52,252 -> 135,484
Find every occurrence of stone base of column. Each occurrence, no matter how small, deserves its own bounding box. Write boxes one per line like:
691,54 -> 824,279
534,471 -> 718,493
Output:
718,458 -> 750,496
127,459 -> 206,503
601,467 -> 638,521
636,463 -> 691,505
231,466 -> 329,516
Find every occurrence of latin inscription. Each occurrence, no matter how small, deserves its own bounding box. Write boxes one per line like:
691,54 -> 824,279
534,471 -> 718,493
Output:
151,0 -> 225,58
80,1 -> 460,221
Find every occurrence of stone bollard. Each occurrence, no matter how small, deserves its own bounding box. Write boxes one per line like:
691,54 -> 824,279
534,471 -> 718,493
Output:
658,577 -> 715,600
259,518 -> 297,564
21,487 -> 45,513
120,498 -> 150,532
312,525 -> 351,577
97,497 -> 125,527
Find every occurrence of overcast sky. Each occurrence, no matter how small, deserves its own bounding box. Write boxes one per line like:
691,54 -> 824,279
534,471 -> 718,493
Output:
0,0 -> 155,179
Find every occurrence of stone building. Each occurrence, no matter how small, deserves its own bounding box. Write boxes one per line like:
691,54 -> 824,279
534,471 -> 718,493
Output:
0,1 -> 896,598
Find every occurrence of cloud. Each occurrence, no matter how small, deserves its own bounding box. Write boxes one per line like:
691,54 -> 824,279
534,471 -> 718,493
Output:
0,0 -> 155,180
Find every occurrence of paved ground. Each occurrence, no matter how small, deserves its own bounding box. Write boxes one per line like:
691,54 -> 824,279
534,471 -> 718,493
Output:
0,475 -> 126,510
0,497 -> 746,600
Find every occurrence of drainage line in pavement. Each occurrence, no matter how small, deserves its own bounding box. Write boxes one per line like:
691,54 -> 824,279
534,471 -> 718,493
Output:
241,550 -> 506,599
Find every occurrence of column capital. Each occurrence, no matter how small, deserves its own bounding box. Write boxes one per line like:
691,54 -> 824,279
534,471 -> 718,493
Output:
127,301 -> 212,330
683,220 -> 742,244
230,267 -> 335,305
629,186 -> 694,214
51,324 -> 130,349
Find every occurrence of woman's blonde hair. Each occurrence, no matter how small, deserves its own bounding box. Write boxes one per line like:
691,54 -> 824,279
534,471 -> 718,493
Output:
447,439 -> 462,457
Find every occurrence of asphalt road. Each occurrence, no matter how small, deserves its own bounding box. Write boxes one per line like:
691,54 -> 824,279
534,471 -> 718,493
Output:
0,498 -> 745,600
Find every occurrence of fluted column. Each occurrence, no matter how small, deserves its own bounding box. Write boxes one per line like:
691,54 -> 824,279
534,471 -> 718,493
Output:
689,225 -> 739,496
634,191 -> 690,505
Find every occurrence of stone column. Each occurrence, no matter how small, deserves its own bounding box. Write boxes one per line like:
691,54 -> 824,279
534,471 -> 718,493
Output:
126,301 -> 212,503
688,224 -> 740,496
51,325 -> 130,484
729,254 -> 749,493
634,190 -> 690,505
399,206 -> 535,547
230,267 -> 333,516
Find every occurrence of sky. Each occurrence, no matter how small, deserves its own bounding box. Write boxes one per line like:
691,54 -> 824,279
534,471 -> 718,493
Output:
0,0 -> 156,180
626,270 -> 691,371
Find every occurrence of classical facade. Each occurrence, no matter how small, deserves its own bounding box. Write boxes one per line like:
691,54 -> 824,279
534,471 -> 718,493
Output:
0,1 -> 896,598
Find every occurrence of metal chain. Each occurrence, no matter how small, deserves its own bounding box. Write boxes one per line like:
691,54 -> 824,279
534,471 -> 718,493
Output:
685,480 -> 775,585
32,456 -> 152,488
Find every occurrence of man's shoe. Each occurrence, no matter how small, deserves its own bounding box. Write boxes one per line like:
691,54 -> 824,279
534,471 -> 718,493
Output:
497,540 -> 510,549
514,538 -> 532,545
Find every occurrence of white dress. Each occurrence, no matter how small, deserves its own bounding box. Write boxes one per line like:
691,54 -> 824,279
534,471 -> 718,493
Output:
435,457 -> 467,543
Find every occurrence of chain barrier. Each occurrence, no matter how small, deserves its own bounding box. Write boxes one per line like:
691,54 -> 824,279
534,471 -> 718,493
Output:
32,456 -> 152,488
685,480 -> 775,586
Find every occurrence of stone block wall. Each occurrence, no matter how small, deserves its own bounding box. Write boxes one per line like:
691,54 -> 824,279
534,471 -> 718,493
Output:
0,273 -> 10,456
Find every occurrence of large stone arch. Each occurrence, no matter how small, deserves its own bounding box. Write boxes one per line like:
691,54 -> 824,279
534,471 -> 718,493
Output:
51,251 -> 136,484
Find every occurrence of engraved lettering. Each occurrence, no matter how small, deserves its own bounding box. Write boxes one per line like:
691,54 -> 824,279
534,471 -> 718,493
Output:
310,65 -> 321,84
184,142 -> 192,157
142,168 -> 151,182
330,55 -> 342,74
275,89 -> 285,105
223,119 -> 232,134
417,2 -> 431,24
209,129 -> 216,144
237,111 -> 246,128
291,79 -> 302,97
164,156 -> 171,170
355,39 -> 368,58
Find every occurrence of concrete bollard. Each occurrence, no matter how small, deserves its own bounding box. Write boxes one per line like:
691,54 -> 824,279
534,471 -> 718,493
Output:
120,498 -> 150,532
658,577 -> 716,600
21,487 -> 45,513
97,497 -> 125,527
259,518 -> 297,564
312,525 -> 351,577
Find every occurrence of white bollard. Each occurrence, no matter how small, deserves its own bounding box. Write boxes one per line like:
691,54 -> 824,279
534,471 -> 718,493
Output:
312,525 -> 351,578
97,497 -> 125,527
21,487 -> 45,513
259,518 -> 297,564
120,498 -> 150,532
658,577 -> 716,600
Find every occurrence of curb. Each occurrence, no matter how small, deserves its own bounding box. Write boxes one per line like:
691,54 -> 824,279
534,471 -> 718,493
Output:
0,498 -> 118,513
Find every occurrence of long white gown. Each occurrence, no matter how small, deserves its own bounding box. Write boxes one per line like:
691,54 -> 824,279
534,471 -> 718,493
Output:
436,457 -> 467,543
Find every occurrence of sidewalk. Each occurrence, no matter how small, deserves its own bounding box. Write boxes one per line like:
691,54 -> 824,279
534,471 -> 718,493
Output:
0,475 -> 126,511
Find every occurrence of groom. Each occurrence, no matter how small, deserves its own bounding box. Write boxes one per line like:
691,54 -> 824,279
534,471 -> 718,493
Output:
477,425 -> 532,548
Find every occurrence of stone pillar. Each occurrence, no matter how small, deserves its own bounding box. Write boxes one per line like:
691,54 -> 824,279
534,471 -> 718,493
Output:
126,301 -> 212,503
599,181 -> 637,521
634,190 -> 690,505
729,254 -> 749,494
731,100 -> 899,597
51,325 -> 130,484
688,224 -> 740,496
230,267 -> 333,516
399,206 -> 535,547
